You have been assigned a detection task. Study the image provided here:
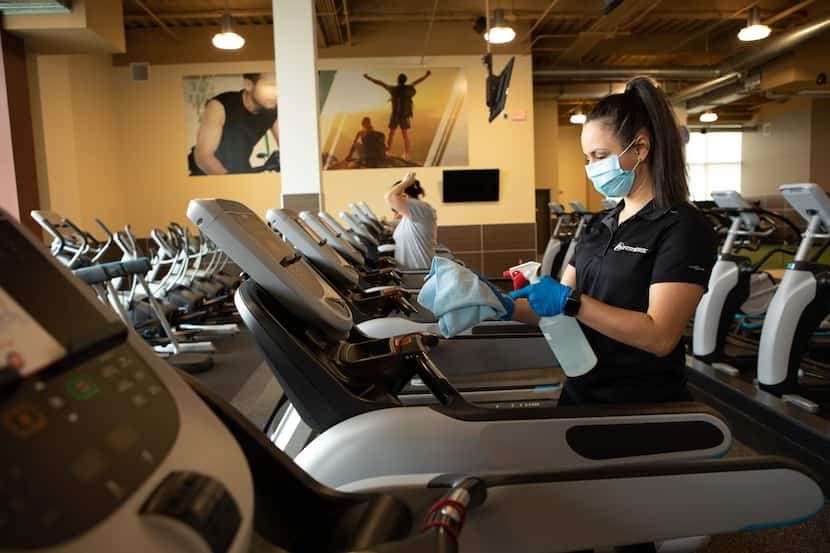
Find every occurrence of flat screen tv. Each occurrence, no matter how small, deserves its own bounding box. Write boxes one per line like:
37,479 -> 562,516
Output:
442,169 -> 499,203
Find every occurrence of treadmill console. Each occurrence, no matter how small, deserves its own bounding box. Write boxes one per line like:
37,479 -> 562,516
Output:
266,209 -> 360,289
0,214 -> 234,552
711,189 -> 759,229
320,211 -> 367,254
340,211 -> 379,246
188,199 -> 353,339
548,202 -> 565,215
1,342 -> 180,549
299,211 -> 365,266
780,183 -> 830,230
358,201 -> 380,223
569,201 -> 588,214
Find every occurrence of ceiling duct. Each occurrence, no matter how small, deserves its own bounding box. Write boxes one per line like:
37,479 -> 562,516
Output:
533,66 -> 719,81
685,73 -> 762,114
0,0 -> 70,14
671,13 -> 830,104
532,13 -> 830,112
687,124 -> 758,132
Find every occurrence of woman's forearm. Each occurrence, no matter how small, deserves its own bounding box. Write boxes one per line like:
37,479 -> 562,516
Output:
575,295 -> 673,357
512,295 -> 664,354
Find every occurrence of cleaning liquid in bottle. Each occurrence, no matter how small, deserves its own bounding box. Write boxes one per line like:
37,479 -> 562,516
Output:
538,315 -> 597,377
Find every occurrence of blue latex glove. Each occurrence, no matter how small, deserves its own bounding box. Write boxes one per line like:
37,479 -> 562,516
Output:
509,275 -> 572,317
469,268 -> 515,321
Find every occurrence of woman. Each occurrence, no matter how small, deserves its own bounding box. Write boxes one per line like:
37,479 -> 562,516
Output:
509,76 -> 717,408
384,173 -> 437,270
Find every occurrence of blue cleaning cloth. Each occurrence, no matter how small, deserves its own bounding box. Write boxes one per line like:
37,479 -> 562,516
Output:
417,257 -> 507,338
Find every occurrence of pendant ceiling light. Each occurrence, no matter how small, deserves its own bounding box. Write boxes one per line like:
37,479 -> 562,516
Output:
570,108 -> 587,125
485,8 -> 516,44
699,111 -> 718,123
213,4 -> 245,50
738,6 -> 771,42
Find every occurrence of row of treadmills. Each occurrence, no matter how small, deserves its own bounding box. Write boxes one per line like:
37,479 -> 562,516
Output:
1,183 -> 828,553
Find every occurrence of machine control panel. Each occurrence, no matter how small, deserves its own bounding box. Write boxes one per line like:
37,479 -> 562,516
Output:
0,342 -> 180,549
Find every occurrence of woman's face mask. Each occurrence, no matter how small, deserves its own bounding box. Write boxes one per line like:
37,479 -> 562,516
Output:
584,138 -> 641,197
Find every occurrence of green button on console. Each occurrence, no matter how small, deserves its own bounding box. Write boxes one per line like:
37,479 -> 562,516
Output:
65,375 -> 99,400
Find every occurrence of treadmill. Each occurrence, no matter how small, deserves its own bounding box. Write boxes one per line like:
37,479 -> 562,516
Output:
191,199 -> 563,408
3,209 -> 825,553
301,210 -> 428,293
267,207 -> 541,339
186,199 -> 761,492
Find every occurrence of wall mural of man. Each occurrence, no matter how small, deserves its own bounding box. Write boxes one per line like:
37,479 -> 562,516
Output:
188,72 -> 279,175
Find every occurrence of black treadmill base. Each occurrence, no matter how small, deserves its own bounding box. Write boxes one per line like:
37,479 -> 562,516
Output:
686,358 -> 830,489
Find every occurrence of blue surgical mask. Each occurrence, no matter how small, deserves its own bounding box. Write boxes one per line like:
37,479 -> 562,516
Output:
585,139 -> 641,197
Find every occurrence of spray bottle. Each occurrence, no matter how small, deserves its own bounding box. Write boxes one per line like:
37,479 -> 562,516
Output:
503,261 -> 596,377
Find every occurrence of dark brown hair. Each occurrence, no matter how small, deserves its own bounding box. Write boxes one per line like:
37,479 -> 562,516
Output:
404,180 -> 424,198
586,76 -> 689,208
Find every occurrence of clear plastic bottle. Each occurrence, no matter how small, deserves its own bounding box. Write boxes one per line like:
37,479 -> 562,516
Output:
538,314 -> 597,377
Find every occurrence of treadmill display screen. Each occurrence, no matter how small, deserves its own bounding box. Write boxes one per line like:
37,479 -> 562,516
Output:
0,220 -> 120,371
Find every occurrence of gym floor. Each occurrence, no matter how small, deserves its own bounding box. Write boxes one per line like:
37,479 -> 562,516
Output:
193,327 -> 829,553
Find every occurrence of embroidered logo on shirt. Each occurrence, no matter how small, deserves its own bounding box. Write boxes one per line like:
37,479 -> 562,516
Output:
689,265 -> 705,272
613,242 -> 649,254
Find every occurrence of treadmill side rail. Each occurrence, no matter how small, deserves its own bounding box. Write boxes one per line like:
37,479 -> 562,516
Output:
296,406 -> 732,489
448,462 -> 825,553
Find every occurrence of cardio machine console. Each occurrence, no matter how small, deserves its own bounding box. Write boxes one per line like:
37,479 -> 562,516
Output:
188,199 -> 353,339
569,201 -> 588,214
0,218 -> 182,550
548,202 -> 565,215
266,208 -> 360,289
299,211 -> 365,266
711,189 -> 760,229
780,183 -> 830,230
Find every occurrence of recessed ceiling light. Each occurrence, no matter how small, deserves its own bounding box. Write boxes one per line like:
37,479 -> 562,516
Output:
699,111 -> 718,123
570,111 -> 587,125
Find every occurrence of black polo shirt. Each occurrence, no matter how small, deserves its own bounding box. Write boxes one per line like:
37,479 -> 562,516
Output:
566,199 -> 717,404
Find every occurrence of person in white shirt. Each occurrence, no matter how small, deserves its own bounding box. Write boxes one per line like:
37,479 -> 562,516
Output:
384,173 -> 437,270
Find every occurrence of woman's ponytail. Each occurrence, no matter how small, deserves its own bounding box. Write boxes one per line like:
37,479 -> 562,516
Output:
625,77 -> 689,207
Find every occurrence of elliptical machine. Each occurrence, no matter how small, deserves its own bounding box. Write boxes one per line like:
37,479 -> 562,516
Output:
758,183 -> 830,413
693,190 -> 799,374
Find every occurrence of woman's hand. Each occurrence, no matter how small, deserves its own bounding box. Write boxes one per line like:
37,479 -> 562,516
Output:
509,276 -> 572,317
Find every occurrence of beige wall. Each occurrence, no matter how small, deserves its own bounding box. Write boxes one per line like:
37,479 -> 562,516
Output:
533,98 -> 558,190
32,53 -> 536,235
810,98 -> 830,190
32,54 -> 127,232
741,98 -> 812,197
